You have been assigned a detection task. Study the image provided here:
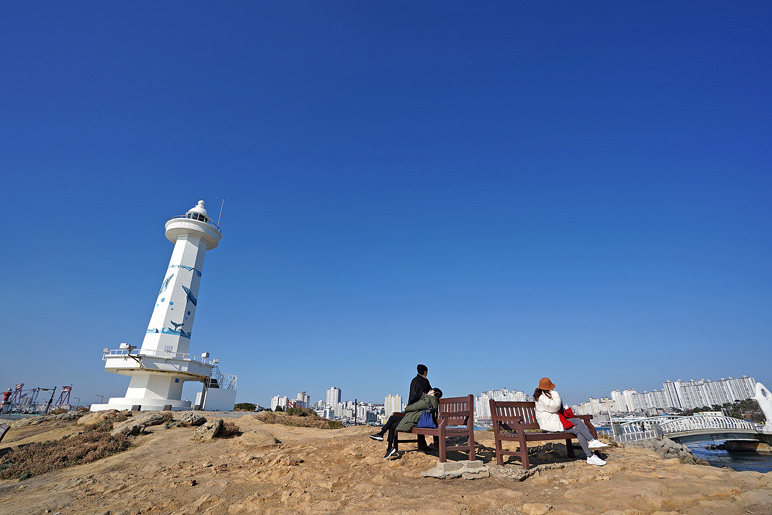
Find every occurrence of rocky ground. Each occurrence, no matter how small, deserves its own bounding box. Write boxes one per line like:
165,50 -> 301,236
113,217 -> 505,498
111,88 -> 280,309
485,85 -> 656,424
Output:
1,412 -> 771,514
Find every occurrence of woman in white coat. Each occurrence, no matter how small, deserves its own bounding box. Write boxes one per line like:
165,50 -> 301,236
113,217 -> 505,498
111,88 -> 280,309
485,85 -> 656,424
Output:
534,377 -> 608,466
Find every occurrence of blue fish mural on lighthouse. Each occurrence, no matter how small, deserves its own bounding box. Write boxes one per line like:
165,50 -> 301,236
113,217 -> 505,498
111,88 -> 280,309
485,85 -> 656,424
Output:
159,273 -> 174,294
182,285 -> 198,306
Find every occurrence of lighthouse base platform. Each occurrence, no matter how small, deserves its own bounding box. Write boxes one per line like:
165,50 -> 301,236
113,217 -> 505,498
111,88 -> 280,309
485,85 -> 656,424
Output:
91,397 -> 192,412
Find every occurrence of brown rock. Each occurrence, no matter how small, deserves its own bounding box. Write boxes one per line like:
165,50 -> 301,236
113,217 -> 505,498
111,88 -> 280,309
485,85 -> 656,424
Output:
193,418 -> 223,441
76,410 -> 122,426
180,413 -> 206,426
235,428 -> 280,448
521,503 -> 552,515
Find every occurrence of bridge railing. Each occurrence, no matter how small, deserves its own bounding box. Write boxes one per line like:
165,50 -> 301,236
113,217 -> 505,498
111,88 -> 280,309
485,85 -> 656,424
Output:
605,414 -> 757,443
599,427 -> 659,443
619,415 -> 681,432
659,415 -> 757,433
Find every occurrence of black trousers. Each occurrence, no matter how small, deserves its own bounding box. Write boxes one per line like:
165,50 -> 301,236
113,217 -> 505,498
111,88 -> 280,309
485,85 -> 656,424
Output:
381,414 -> 440,449
381,414 -> 404,447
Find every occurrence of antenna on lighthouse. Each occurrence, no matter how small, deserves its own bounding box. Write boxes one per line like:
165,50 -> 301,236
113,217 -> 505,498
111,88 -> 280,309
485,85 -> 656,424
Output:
218,196 -> 225,226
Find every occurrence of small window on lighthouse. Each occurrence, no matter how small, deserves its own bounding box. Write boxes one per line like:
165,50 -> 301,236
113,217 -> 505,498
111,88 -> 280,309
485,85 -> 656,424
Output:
187,212 -> 209,222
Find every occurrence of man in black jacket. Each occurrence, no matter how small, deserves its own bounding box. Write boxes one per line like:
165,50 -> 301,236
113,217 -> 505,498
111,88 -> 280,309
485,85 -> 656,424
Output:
369,364 -> 438,451
409,364 -> 431,404
409,364 -> 433,450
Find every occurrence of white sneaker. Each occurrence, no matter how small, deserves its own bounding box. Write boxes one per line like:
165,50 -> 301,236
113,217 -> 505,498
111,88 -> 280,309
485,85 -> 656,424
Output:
588,439 -> 608,449
587,455 -> 606,466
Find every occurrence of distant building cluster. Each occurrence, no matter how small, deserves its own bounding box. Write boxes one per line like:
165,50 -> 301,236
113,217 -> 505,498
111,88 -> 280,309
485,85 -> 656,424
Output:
267,386 -> 534,424
270,387 -> 405,425
571,376 -> 757,417
270,391 -> 312,411
475,388 -> 530,421
267,377 -> 756,424
268,387 -> 533,425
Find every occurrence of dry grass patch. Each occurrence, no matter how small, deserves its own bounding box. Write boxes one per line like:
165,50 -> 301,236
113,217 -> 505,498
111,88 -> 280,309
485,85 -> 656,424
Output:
220,420 -> 241,437
0,414 -> 132,481
255,411 -> 344,429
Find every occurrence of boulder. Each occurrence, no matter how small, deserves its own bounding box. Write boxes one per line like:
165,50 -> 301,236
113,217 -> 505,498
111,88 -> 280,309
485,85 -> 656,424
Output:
77,410 -> 124,426
54,411 -> 83,421
133,413 -> 167,427
194,418 -> 224,441
421,460 -> 489,480
626,437 -> 703,463
181,413 -> 207,426
10,417 -> 44,428
112,424 -> 144,437
237,429 -> 280,448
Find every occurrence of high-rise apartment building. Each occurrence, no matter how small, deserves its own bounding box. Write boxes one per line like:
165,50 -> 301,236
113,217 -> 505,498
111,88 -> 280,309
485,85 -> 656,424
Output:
621,389 -> 638,412
475,388 -> 530,420
270,394 -> 288,411
384,394 -> 402,417
588,375 -> 757,415
297,392 -> 310,408
662,381 -> 681,409
326,387 -> 341,407
610,390 -> 625,412
665,377 -> 756,410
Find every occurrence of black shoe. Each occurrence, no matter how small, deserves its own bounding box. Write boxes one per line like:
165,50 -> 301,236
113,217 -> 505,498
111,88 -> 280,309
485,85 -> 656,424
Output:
369,433 -> 384,441
384,447 -> 398,459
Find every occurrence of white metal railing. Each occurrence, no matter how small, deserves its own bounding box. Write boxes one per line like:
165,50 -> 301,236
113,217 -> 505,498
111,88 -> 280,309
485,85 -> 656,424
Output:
659,415 -> 757,433
167,214 -> 221,233
600,428 -> 658,443
207,367 -> 238,389
619,415 -> 682,432
103,348 -> 219,366
604,415 -> 758,443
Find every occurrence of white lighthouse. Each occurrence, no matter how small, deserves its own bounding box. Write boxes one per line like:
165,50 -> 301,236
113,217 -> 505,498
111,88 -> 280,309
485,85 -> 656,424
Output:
92,200 -> 236,412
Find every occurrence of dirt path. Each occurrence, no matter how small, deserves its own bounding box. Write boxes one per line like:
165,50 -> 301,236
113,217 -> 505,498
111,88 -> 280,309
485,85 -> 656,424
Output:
1,414 -> 771,514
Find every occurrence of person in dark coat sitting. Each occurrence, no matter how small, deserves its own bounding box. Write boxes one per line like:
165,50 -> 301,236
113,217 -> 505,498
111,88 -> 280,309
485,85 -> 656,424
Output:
408,364 -> 433,450
371,388 -> 443,459
408,364 -> 431,404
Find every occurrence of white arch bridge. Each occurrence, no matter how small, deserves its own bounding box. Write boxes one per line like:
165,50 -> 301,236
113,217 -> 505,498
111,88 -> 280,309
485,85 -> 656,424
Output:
605,415 -> 759,443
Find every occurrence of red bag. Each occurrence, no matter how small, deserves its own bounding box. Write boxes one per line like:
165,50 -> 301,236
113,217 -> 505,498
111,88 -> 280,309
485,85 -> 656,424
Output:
558,406 -> 574,429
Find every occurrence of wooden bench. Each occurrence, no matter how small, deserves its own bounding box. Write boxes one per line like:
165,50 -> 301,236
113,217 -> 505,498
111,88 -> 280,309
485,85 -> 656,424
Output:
394,394 -> 476,463
489,399 -> 597,469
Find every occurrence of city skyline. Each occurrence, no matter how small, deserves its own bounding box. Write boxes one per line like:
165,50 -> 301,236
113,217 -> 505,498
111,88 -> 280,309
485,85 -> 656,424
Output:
572,375 -> 758,417
252,373 -> 761,428
2,3 -> 770,408
242,373 -> 760,418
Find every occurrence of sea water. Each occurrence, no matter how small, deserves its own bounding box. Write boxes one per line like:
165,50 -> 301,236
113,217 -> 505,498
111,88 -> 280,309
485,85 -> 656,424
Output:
681,437 -> 772,473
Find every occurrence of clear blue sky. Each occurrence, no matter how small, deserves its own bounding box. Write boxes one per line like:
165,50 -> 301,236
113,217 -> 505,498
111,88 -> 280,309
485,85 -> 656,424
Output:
1,2 -> 770,408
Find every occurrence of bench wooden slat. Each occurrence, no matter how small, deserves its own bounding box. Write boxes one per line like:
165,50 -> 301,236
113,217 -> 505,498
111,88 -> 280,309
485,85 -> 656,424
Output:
394,394 -> 476,463
489,399 -> 597,469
